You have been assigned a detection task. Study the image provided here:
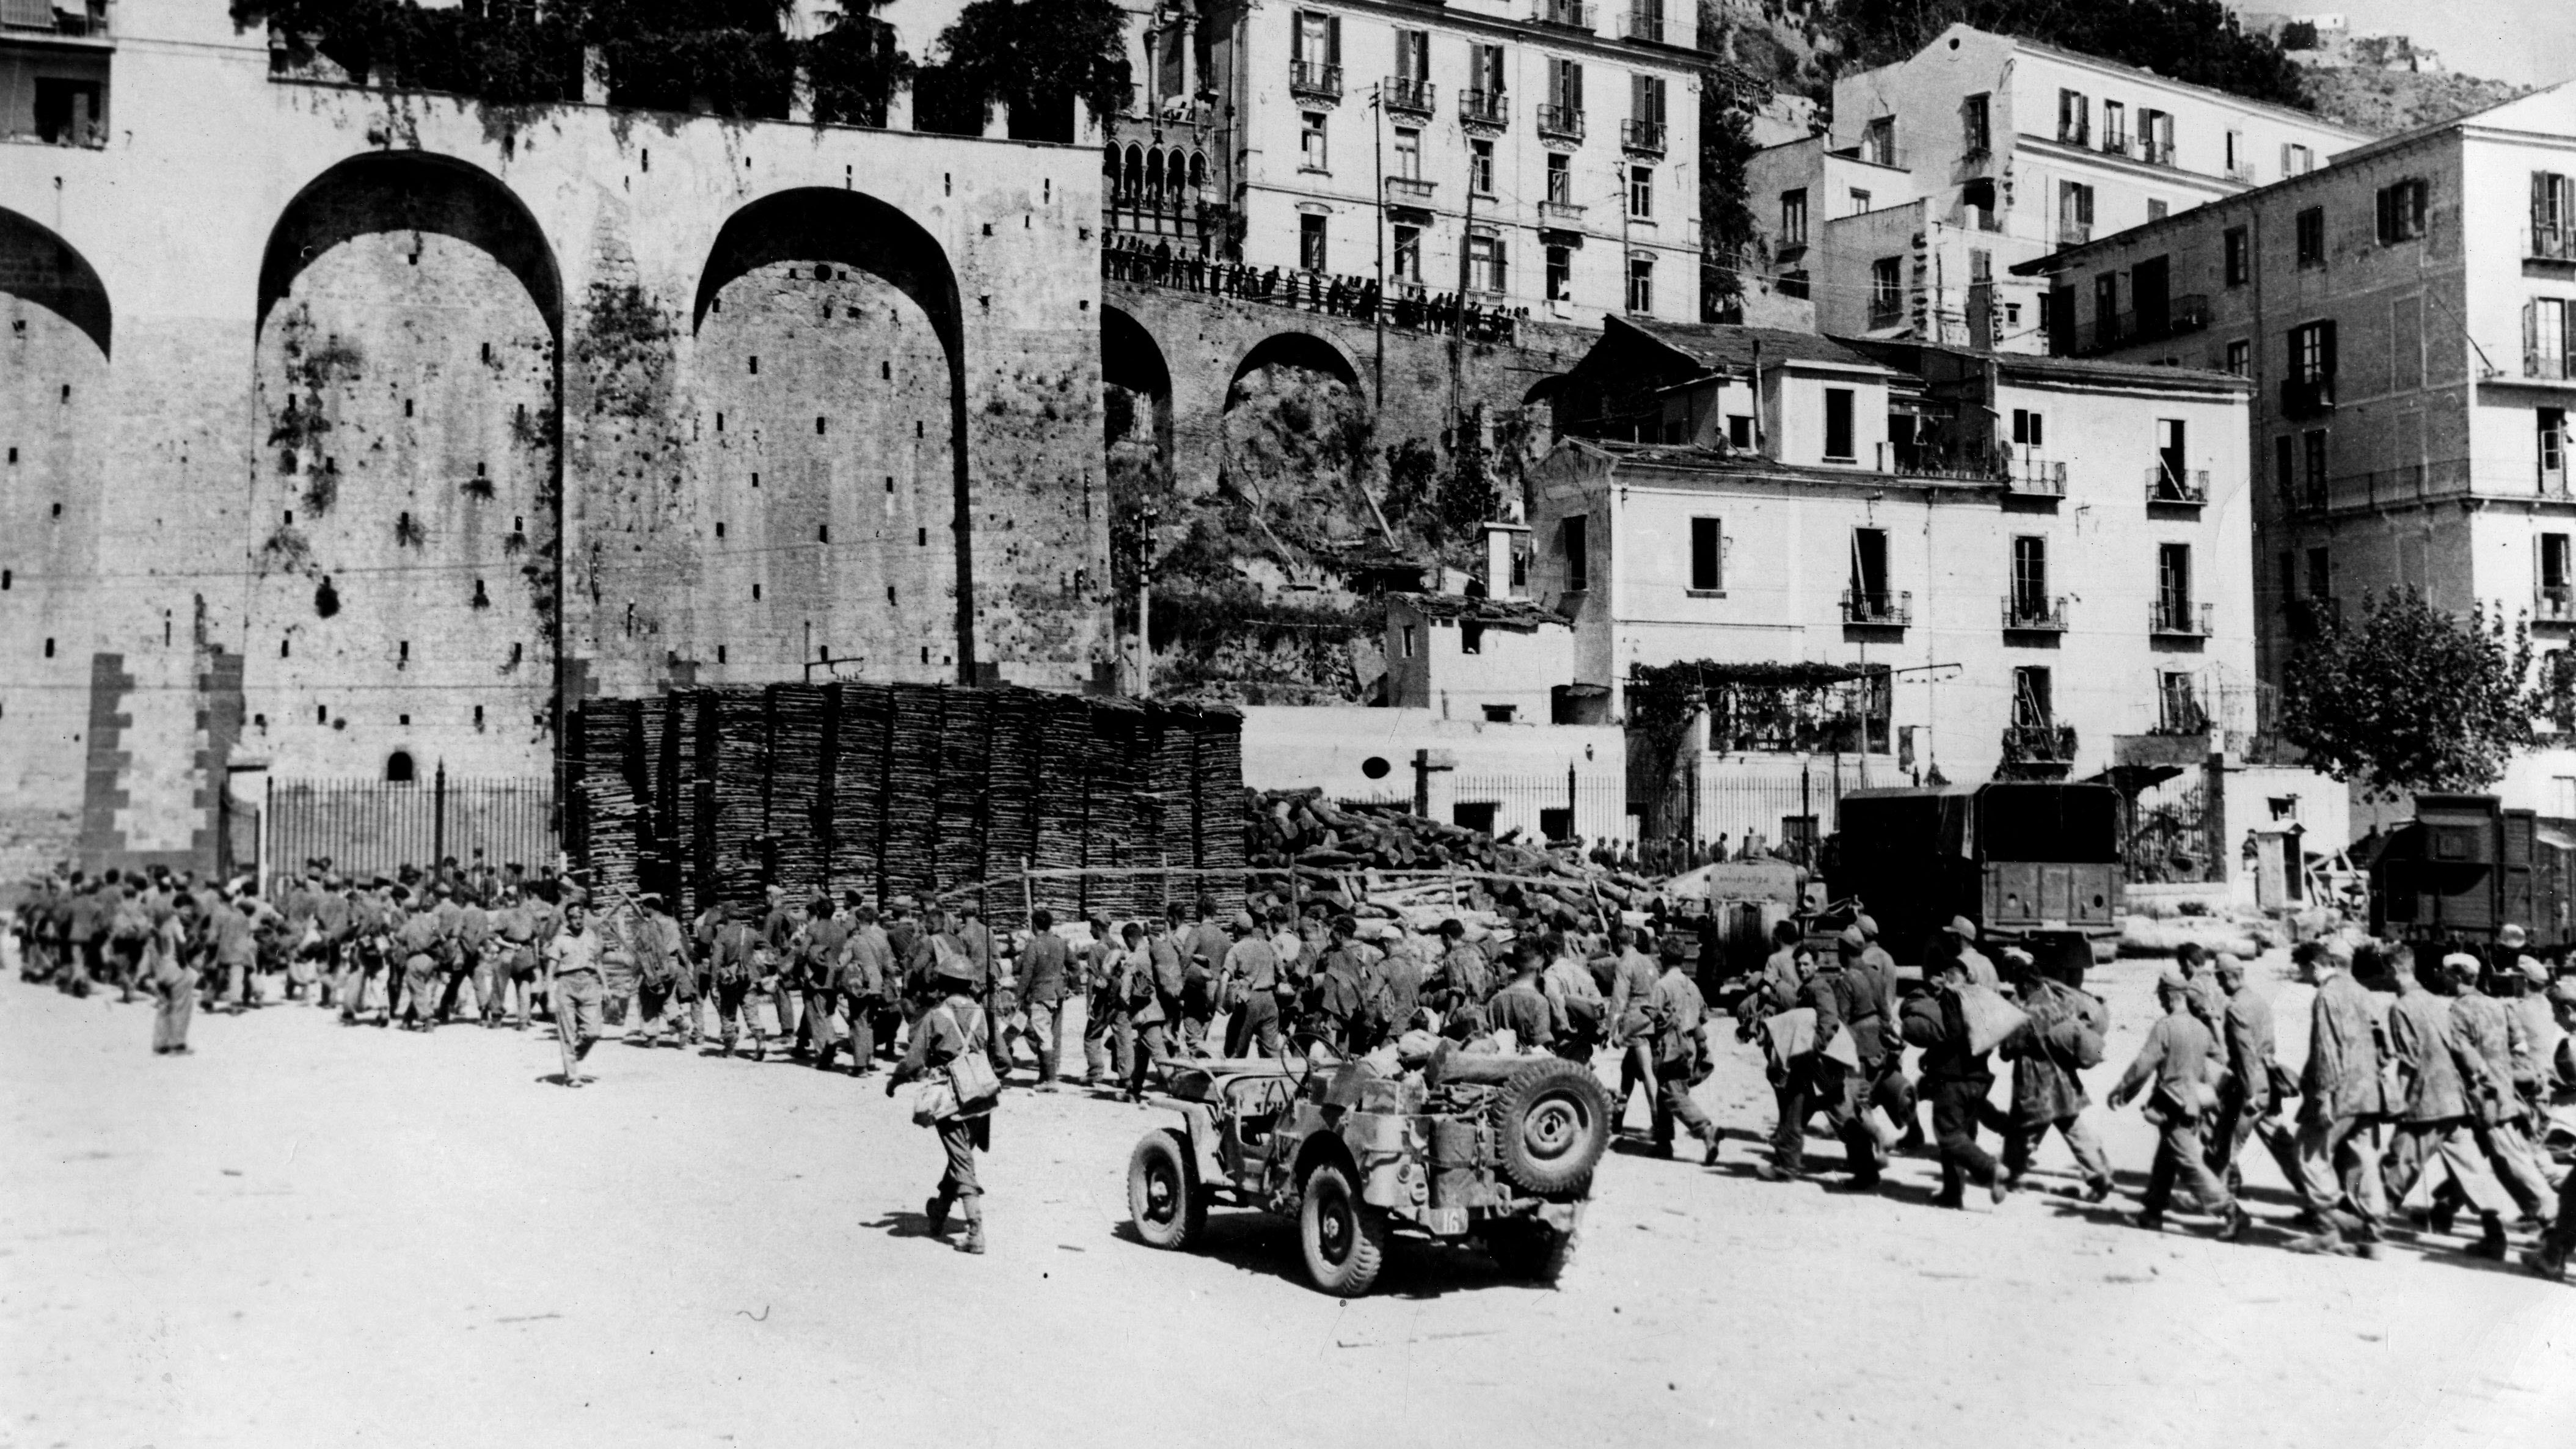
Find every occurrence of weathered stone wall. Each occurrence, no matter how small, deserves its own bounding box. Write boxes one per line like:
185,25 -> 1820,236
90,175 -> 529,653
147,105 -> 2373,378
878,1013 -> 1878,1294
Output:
0,0 -> 1111,874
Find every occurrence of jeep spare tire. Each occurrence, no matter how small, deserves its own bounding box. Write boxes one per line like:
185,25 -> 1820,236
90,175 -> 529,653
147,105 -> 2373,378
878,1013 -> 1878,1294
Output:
1490,1056 -> 1611,1195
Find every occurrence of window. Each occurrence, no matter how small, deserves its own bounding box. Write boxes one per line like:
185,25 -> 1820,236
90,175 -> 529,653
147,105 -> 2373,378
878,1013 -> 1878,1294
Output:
2303,429 -> 2328,505
1780,188 -> 1808,246
2140,109 -> 2172,166
1632,73 -> 1666,139
1963,92 -> 1991,153
1300,111 -> 1327,170
2295,206 -> 2324,267
386,751 -> 417,784
2283,142 -> 2313,177
1393,224 -> 1422,285
2275,435 -> 2294,502
2545,533 -> 2573,596
1847,188 -> 1872,216
1563,514 -> 1588,591
1548,56 -> 1583,118
1460,621 -> 1484,655
2158,542 -> 2194,623
2225,340 -> 2249,376
2376,180 -> 2428,244
1823,388 -> 1855,461
2057,89 -> 2089,146
1401,624 -> 1417,658
2058,180 -> 2094,242
2011,535 -> 2048,613
1299,214 -> 1328,272
2224,227 -> 2249,287
2305,546 -> 2330,599
1690,517 -> 1724,591
1727,415 -> 1753,449
1481,704 -> 1516,723
1627,166 -> 1653,218
2225,129 -> 2246,176
1626,255 -> 1653,313
2290,320 -> 2336,383
1395,27 -> 1429,87
1547,151 -> 1572,205
1470,41 -> 1504,105
1544,244 -> 1571,301
2013,666 -> 2054,730
1293,9 -> 1340,75
2539,172 -> 2576,257
2102,100 -> 2127,153
1869,257 -> 1902,324
1470,233 -> 1506,293
1850,527 -> 1889,608
2011,408 -> 2045,447
2147,199 -> 2169,222
1970,249 -> 1992,283
1470,138 -> 1495,195
2544,409 -> 2568,482
2007,303 -> 2023,329
2156,418 -> 2187,491
1393,125 -> 1421,180
2159,672 -> 2204,733
1863,115 -> 1896,167
2527,297 -> 2574,379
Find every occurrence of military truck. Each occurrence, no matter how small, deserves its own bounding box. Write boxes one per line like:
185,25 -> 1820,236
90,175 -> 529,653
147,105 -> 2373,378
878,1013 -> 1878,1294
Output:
1822,781 -> 2125,982
1125,1048 -> 1610,1297
2368,792 -> 2574,951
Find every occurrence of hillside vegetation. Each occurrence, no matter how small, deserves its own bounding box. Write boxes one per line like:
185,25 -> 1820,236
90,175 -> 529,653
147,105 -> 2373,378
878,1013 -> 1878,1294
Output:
2299,67 -> 2530,137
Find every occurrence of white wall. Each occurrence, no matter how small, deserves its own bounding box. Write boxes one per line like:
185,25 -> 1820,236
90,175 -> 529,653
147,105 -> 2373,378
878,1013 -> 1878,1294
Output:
1239,704 -> 1628,842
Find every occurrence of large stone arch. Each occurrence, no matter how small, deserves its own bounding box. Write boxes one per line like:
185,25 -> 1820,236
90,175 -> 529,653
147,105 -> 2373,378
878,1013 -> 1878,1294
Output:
1217,328 -> 1380,564
1227,329 -> 1363,402
0,208 -> 113,812
1101,302 -> 1172,467
690,187 -> 974,682
249,151 -> 564,781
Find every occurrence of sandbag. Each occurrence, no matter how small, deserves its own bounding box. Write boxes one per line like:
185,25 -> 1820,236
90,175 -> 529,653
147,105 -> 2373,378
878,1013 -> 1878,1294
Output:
1957,984 -> 2029,1057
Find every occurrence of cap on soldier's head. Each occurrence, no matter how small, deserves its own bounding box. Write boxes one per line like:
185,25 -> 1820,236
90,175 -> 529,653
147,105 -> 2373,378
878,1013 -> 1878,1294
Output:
2156,966 -> 2191,994
2500,924 -> 2530,949
1836,925 -> 1866,951
935,953 -> 979,986
2442,951 -> 2482,978
2519,955 -> 2549,985
1945,916 -> 1977,940
1856,913 -> 1880,939
1232,910 -> 1257,932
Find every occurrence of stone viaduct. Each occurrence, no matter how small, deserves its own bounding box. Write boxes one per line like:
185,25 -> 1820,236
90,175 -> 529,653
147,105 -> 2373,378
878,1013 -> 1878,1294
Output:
0,3 -> 1591,874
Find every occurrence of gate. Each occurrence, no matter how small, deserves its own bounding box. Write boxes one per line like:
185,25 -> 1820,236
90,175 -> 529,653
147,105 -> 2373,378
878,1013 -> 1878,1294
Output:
266,770 -> 557,881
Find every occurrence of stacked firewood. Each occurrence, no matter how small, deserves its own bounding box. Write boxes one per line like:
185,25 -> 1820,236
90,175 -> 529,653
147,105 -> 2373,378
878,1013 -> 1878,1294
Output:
1242,789 -> 1655,933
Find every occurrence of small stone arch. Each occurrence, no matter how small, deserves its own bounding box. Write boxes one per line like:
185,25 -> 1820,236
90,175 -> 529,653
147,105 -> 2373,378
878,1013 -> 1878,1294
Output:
0,208 -> 111,359
1227,331 -> 1363,402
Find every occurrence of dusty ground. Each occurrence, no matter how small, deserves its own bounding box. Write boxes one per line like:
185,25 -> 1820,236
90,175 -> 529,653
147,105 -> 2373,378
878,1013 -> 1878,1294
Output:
5,949 -> 2574,1449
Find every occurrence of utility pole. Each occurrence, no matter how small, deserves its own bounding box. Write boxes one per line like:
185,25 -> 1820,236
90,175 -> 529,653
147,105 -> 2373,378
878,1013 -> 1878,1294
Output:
1450,152 -> 1474,433
1372,82 -> 1386,411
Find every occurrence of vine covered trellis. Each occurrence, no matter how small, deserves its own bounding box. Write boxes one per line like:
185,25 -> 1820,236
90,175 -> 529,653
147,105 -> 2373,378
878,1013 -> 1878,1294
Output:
1626,660 -> 1891,836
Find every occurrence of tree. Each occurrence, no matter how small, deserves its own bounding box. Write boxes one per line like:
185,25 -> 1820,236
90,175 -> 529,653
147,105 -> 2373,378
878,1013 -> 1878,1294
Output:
2279,588 -> 2542,800
1699,97 -> 1759,318
936,0 -> 1131,137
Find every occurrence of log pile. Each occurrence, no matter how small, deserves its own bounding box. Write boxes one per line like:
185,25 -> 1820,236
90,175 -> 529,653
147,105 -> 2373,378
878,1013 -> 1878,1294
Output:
1242,788 -> 1657,934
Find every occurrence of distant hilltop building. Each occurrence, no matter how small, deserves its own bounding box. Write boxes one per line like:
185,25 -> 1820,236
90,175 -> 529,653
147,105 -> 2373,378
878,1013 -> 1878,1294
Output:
2239,12 -> 2446,75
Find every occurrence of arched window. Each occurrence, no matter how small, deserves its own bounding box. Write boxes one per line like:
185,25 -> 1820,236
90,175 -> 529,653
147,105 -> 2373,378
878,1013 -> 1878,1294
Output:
1145,147 -> 1166,202
1166,150 -> 1188,199
1102,142 -> 1120,191
386,750 -> 416,784
1123,145 -> 1144,200
1188,150 -> 1206,193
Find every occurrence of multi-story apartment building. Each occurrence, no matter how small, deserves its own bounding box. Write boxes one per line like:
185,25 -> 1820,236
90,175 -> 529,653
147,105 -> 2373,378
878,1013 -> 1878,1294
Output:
1179,0 -> 1716,325
1530,316 -> 2258,839
1746,24 -> 2366,354
2016,83 -> 2576,814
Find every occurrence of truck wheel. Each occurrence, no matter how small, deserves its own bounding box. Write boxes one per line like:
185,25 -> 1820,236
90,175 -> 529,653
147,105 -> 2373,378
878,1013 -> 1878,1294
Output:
1491,1057 -> 1613,1196
1128,1129 -> 1206,1251
1485,1219 -> 1576,1283
1298,1161 -> 1389,1297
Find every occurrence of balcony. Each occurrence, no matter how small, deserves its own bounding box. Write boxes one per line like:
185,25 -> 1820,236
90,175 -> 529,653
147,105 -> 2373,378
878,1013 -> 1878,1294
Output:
2003,595 -> 2069,632
2057,122 -> 2090,148
2541,586 -> 2576,624
2099,132 -> 2131,160
1290,61 -> 1342,101
2,0 -> 108,40
2151,600 -> 2214,638
2151,696 -> 2211,736
1531,0 -> 1596,30
1384,175 -> 1436,203
2280,374 -> 2337,418
1841,589 -> 1911,627
1537,199 -> 1585,223
2528,351 -> 2575,382
1867,291 -> 1905,329
1616,3 -> 1664,42
2010,458 -> 2068,496
1384,77 -> 1435,115
2057,220 -> 2093,246
1459,88 -> 1508,130
1621,119 -> 1666,155
2140,139 -> 2175,167
2002,723 -> 2079,765
1536,103 -> 1585,142
2146,465 -> 2209,505
2535,225 -> 2576,262
2227,160 -> 2258,183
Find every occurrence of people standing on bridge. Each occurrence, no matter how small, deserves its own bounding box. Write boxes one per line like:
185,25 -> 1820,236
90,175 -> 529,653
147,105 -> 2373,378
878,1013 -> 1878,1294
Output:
2110,969 -> 2249,1241
888,949 -> 999,1255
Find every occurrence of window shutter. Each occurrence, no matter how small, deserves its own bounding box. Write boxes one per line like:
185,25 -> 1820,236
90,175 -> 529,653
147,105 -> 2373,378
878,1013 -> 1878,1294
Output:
2280,143 -> 2292,178
1327,15 -> 1340,64
1570,61 -> 1583,111
2527,301 -> 2539,371
2322,319 -> 2337,379
2537,171 -> 2552,228
1292,12 -> 1305,64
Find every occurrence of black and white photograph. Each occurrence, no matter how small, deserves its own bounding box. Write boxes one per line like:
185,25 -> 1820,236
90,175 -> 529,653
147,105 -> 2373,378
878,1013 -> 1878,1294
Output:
5,0 -> 2575,1443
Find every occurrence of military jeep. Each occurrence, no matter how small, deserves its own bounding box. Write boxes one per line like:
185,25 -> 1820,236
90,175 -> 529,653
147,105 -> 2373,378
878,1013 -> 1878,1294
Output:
1125,1046 -> 1612,1296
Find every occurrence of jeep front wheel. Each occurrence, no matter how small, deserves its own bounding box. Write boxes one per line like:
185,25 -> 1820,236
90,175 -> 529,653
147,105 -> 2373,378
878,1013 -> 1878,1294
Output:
1297,1161 -> 1389,1297
1128,1129 -> 1206,1251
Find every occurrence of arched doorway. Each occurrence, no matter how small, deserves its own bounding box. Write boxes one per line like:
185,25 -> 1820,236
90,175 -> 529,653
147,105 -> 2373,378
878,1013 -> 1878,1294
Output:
250,152 -> 563,781
0,208 -> 111,809
690,188 -> 970,683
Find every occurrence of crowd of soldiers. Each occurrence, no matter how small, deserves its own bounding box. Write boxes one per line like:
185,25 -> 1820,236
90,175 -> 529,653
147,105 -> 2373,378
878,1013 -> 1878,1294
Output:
16,855 -> 2576,1281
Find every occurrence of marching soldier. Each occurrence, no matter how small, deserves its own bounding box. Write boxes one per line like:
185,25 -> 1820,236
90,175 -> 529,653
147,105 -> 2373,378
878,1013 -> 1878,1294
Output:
887,949 -> 999,1255
546,900 -> 608,1087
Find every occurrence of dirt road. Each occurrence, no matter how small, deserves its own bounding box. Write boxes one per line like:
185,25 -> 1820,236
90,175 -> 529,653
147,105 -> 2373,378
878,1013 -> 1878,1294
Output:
5,952 -> 2572,1448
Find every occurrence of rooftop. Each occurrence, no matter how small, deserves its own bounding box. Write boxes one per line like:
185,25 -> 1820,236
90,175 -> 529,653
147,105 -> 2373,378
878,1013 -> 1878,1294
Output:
1615,316 -> 1895,376
1388,593 -> 1569,629
1845,338 -> 2255,394
1941,24 -> 2374,139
